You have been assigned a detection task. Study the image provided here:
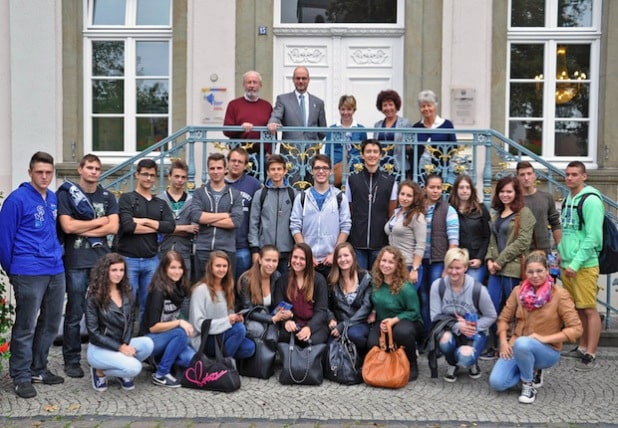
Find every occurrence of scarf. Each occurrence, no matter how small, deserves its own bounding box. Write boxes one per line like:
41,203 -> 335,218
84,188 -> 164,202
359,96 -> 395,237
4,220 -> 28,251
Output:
519,275 -> 553,311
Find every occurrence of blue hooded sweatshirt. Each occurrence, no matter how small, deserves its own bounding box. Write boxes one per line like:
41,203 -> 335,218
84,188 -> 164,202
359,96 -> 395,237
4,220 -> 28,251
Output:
0,182 -> 64,275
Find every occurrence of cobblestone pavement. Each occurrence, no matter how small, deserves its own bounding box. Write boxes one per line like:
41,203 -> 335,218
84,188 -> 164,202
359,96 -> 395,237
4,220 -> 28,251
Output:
1,345 -> 617,427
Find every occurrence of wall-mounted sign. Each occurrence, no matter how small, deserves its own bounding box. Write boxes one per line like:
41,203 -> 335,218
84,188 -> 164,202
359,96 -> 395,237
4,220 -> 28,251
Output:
451,88 -> 476,126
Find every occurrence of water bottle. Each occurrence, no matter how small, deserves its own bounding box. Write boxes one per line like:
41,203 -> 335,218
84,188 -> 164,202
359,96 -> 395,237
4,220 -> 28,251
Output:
465,312 -> 478,339
548,251 -> 560,277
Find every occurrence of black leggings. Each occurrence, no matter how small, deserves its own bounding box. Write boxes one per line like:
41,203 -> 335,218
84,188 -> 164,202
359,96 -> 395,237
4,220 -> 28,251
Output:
367,320 -> 423,365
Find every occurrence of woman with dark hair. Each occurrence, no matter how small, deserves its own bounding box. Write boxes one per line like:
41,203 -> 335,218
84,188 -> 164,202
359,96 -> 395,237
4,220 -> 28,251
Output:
238,245 -> 292,324
367,246 -> 423,381
189,251 -> 255,359
273,243 -> 329,345
482,175 -> 536,359
449,174 -> 491,283
140,250 -> 196,388
489,251 -> 582,404
374,89 -> 412,176
385,180 -> 427,286
326,242 -> 373,354
85,253 -> 154,392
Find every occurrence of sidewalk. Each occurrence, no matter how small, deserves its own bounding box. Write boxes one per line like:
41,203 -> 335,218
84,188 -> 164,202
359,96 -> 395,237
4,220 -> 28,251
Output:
1,344 -> 617,427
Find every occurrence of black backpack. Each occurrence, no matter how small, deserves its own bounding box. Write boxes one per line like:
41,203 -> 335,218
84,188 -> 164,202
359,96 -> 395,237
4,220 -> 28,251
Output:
562,193 -> 618,275
259,186 -> 296,209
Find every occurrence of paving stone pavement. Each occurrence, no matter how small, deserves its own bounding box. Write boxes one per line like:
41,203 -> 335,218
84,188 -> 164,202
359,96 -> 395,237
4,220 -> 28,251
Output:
1,344 -> 617,427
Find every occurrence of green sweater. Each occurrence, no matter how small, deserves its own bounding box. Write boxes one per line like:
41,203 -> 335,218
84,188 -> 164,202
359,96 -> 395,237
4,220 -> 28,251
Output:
371,281 -> 421,324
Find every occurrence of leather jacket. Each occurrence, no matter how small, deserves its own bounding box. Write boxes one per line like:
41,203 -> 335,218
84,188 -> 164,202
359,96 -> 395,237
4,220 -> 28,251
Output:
238,271 -> 281,324
85,293 -> 134,351
327,269 -> 373,333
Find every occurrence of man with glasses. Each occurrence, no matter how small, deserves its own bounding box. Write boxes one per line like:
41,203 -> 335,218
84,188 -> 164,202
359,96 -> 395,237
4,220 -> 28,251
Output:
290,154 -> 351,279
225,147 -> 261,280
117,159 -> 175,323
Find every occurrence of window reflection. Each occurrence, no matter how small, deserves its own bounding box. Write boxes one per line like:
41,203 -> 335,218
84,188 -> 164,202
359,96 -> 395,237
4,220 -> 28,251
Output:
93,118 -> 124,151
558,0 -> 592,27
93,0 -> 126,25
136,41 -> 169,76
136,80 -> 169,114
511,0 -> 545,27
137,0 -> 170,25
93,41 -> 124,76
509,120 -> 543,156
281,0 -> 397,24
137,117 -> 168,151
93,80 -> 124,113
555,121 -> 588,156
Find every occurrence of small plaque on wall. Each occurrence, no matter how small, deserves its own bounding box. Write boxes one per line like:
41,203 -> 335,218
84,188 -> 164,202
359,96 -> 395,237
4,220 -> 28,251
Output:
451,88 -> 476,126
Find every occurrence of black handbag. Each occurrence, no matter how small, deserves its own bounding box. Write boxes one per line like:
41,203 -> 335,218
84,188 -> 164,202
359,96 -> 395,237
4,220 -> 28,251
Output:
278,335 -> 327,385
324,323 -> 362,385
181,319 -> 241,392
237,306 -> 278,379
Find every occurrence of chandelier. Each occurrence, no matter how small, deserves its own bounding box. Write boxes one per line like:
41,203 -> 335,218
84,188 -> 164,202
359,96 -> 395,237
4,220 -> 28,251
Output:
534,45 -> 586,104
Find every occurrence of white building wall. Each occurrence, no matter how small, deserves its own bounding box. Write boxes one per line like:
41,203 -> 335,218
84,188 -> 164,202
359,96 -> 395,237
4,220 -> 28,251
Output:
0,1 -> 11,195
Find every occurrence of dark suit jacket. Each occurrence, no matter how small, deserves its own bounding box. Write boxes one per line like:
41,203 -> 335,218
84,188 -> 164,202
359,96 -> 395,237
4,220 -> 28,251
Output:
269,91 -> 327,141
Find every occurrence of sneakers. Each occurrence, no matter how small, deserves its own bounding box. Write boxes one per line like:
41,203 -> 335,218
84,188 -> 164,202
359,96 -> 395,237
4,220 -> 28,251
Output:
64,363 -> 85,378
532,369 -> 543,388
152,373 -> 181,388
564,346 -> 586,359
91,367 -> 108,392
444,365 -> 459,382
119,377 -> 135,391
479,348 -> 497,361
15,381 -> 37,399
518,381 -> 537,404
31,370 -> 65,385
575,353 -> 598,371
468,363 -> 482,379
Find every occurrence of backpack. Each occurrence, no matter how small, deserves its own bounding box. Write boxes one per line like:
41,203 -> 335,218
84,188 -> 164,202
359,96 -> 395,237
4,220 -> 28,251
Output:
562,193 -> 618,275
259,186 -> 296,210
299,189 -> 343,209
438,278 -> 483,311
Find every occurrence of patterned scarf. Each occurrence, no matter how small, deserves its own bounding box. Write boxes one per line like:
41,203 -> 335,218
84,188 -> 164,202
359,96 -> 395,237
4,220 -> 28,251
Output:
519,275 -> 553,311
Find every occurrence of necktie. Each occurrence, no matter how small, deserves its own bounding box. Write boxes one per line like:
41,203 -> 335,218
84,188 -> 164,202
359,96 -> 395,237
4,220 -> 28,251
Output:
299,94 -> 307,126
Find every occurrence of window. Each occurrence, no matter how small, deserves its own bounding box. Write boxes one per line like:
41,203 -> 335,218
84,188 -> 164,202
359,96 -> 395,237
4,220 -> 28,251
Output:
507,0 -> 600,162
279,0 -> 399,24
84,0 -> 172,157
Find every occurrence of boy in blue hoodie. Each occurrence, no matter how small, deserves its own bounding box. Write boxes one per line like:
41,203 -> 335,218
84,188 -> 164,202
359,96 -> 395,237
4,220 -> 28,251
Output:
0,152 -> 66,399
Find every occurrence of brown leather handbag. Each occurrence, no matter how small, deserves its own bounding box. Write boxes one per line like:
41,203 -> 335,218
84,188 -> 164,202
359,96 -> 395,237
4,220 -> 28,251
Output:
362,324 -> 410,389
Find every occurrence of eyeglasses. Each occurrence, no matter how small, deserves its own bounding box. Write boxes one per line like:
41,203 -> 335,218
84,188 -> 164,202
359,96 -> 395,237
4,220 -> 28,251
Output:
139,173 -> 156,179
525,269 -> 546,276
312,166 -> 330,172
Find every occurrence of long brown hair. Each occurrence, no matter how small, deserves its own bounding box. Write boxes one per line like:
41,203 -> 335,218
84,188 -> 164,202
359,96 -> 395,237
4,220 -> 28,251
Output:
398,180 -> 426,227
193,251 -> 235,310
87,253 -> 132,309
149,250 -> 190,296
371,246 -> 408,295
237,245 -> 279,305
287,243 -> 315,303
327,242 -> 359,288
491,175 -> 525,213
449,174 -> 483,215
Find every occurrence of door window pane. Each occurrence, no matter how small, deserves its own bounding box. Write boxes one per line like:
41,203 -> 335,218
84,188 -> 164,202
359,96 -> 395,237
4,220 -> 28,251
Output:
93,117 -> 124,151
137,0 -> 170,25
137,117 -> 168,151
281,0 -> 397,24
555,121 -> 588,156
509,120 -> 544,155
510,44 -> 544,79
93,41 -> 124,76
136,80 -> 169,113
511,0 -> 545,27
558,0 -> 593,27
93,0 -> 126,25
136,41 -> 169,76
510,83 -> 544,117
93,80 -> 124,113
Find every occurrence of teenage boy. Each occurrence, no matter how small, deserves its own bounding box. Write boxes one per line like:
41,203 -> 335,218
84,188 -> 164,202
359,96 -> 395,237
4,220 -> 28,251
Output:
0,152 -> 66,399
117,159 -> 176,322
248,154 -> 296,273
558,161 -> 604,370
516,161 -> 562,252
225,147 -> 261,280
345,139 -> 398,269
157,159 -> 199,275
57,154 -> 119,378
189,153 -> 243,280
290,154 -> 351,279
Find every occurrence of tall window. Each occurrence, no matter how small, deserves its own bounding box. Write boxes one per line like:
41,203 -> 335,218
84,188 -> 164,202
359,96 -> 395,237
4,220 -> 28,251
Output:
507,0 -> 600,162
84,0 -> 172,156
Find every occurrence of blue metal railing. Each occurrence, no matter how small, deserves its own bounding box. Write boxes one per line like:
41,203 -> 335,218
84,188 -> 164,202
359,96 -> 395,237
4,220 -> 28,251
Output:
99,125 -> 617,327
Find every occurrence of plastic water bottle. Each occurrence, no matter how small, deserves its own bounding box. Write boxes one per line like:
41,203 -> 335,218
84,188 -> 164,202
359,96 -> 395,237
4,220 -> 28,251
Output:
465,312 -> 478,339
548,251 -> 560,277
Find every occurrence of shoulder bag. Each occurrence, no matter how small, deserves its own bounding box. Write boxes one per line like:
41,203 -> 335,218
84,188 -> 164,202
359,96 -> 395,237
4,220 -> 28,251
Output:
362,324 -> 410,389
324,323 -> 362,385
278,335 -> 327,385
181,319 -> 241,392
237,306 -> 278,379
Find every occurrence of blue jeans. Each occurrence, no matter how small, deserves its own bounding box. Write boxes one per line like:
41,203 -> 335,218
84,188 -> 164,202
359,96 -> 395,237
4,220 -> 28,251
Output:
87,336 -> 154,379
355,249 -> 381,271
489,336 -> 560,391
419,261 -> 444,336
125,256 -> 159,322
147,327 -> 196,377
234,248 -> 252,281
63,268 -> 91,365
205,322 -> 255,359
347,323 -> 370,355
9,273 -> 65,383
438,330 -> 487,368
487,274 -> 520,346
466,265 -> 487,284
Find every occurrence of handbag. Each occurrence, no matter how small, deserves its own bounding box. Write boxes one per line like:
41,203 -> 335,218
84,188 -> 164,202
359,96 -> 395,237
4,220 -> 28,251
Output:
278,335 -> 327,385
362,324 -> 410,389
237,306 -> 278,379
324,323 -> 362,385
181,319 -> 241,392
